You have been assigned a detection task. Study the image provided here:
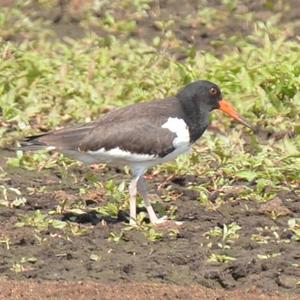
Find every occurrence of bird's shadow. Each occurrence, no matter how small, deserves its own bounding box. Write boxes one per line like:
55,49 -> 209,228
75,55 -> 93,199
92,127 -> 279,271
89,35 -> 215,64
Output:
61,210 -> 129,226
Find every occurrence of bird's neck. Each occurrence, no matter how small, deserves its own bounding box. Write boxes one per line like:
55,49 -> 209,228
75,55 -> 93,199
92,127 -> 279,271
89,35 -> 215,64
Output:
188,111 -> 209,143
179,98 -> 210,143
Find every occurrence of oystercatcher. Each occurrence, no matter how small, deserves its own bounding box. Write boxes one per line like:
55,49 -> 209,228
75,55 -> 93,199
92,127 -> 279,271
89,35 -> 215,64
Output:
21,80 -> 252,225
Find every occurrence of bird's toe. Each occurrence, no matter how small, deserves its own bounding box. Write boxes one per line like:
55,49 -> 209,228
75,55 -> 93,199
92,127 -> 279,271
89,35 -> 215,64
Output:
153,216 -> 183,227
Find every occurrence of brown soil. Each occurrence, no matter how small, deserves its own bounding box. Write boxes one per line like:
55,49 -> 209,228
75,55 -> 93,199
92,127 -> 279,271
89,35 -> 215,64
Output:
1,149 -> 300,298
0,280 -> 297,300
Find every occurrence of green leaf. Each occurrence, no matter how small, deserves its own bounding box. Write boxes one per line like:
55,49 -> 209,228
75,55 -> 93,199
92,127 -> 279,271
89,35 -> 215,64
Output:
51,220 -> 67,230
90,254 -> 101,261
235,170 -> 257,182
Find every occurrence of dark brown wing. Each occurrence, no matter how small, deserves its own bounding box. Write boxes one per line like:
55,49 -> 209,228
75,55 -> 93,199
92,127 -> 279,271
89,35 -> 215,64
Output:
78,117 -> 176,157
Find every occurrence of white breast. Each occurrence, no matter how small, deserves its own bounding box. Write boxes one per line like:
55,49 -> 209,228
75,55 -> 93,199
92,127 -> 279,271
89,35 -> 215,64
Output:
158,117 -> 191,162
161,117 -> 190,147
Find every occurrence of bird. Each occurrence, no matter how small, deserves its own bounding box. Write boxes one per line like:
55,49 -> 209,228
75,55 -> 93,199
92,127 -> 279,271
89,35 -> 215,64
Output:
21,80 -> 252,226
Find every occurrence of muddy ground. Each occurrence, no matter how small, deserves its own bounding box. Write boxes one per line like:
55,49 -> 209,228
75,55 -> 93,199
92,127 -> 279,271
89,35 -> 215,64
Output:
1,144 -> 299,299
1,281 -> 299,300
1,0 -> 300,299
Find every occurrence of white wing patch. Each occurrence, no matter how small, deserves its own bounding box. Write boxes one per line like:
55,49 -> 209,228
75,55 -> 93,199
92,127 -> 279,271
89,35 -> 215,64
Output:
162,117 -> 190,147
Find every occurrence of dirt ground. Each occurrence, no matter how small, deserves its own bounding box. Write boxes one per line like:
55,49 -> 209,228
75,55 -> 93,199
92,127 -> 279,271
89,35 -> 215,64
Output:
1,280 -> 299,300
1,0 -> 300,299
1,145 -> 299,299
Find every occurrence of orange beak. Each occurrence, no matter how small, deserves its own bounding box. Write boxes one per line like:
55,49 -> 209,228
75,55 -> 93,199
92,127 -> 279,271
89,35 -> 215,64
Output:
219,100 -> 253,130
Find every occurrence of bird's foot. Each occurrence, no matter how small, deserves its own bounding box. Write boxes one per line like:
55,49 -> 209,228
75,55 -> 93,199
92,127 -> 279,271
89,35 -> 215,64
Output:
152,216 -> 183,227
129,216 -> 183,227
129,219 -> 137,226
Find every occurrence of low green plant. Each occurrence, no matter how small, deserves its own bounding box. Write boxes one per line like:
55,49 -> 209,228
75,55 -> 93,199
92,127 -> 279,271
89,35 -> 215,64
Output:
208,253 -> 236,263
204,222 -> 241,249
288,218 -> 300,242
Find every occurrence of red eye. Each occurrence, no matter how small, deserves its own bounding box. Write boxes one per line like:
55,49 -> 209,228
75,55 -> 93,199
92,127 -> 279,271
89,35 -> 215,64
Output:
209,87 -> 217,95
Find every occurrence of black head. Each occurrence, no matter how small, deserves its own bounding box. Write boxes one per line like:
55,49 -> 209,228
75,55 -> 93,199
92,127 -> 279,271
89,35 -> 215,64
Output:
177,80 -> 222,111
177,80 -> 253,129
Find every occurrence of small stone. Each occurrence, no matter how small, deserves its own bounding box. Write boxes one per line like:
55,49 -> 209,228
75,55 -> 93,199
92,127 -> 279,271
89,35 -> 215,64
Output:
122,264 -> 134,274
277,274 -> 298,289
258,197 -> 292,217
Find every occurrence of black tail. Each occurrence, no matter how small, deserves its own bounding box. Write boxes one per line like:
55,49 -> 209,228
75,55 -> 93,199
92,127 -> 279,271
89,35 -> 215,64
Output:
19,133 -> 53,151
19,123 -> 95,152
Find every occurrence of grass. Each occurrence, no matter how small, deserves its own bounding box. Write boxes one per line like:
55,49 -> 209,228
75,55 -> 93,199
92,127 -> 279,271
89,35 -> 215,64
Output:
0,0 -> 299,248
